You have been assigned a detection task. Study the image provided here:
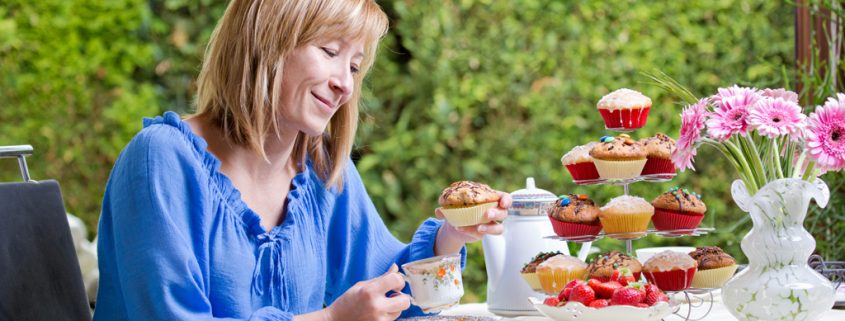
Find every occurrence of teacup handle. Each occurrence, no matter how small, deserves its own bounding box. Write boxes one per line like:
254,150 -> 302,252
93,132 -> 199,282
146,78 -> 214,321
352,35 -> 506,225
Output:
397,272 -> 416,306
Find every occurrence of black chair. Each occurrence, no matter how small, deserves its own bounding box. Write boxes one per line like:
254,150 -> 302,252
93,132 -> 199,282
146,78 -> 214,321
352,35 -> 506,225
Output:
0,145 -> 91,321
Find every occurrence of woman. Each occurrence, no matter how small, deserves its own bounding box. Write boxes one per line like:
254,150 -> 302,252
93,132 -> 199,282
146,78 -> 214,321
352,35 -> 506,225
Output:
93,1 -> 509,320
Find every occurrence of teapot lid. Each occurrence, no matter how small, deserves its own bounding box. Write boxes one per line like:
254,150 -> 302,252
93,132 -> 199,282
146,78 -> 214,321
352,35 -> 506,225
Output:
510,177 -> 557,202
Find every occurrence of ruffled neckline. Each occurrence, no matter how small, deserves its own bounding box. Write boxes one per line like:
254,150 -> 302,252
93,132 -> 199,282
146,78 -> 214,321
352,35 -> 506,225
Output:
143,111 -> 310,238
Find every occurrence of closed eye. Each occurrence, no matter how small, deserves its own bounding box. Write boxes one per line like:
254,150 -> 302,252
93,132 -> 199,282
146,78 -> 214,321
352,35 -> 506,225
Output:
321,47 -> 338,57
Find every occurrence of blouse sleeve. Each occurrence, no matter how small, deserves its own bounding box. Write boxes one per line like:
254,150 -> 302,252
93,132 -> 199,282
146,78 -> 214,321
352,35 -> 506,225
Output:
94,125 -> 291,321
323,161 -> 467,317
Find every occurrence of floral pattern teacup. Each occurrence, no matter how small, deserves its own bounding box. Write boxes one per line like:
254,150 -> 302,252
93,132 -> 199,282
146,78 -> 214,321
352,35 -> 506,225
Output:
400,253 -> 464,313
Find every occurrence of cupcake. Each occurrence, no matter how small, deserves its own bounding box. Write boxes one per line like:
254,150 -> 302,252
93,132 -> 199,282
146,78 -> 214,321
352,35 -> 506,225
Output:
589,135 -> 648,180
643,250 -> 698,291
639,133 -> 677,176
438,181 -> 500,227
536,254 -> 588,294
599,195 -> 654,239
688,246 -> 737,289
586,250 -> 643,282
561,142 -> 600,182
547,194 -> 602,238
521,251 -> 563,291
651,187 -> 706,233
597,88 -> 652,130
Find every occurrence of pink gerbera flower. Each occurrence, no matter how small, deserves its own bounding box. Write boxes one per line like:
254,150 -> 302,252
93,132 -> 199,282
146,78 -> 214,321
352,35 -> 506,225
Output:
711,85 -> 760,109
805,93 -> 845,170
761,88 -> 799,104
706,95 -> 754,141
672,98 -> 709,171
747,97 -> 806,138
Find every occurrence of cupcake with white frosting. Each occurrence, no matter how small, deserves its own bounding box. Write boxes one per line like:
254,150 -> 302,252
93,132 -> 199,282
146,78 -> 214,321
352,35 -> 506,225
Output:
561,142 -> 599,182
597,88 -> 652,130
643,250 -> 698,291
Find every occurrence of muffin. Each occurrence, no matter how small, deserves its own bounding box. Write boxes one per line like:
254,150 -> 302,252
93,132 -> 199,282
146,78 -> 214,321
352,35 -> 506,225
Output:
599,195 -> 654,239
438,181 -> 500,227
521,251 -> 563,291
643,250 -> 698,291
589,135 -> 648,180
688,246 -> 737,289
535,254 -> 588,294
597,88 -> 652,130
639,133 -> 677,176
547,194 -> 602,238
586,250 -> 643,282
651,187 -> 706,233
561,142 -> 600,182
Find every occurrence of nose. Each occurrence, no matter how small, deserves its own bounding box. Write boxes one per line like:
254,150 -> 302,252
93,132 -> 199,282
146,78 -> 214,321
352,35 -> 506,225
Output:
328,67 -> 353,98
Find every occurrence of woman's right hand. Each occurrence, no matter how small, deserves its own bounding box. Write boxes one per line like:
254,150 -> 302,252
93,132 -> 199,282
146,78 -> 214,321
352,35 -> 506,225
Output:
324,264 -> 411,321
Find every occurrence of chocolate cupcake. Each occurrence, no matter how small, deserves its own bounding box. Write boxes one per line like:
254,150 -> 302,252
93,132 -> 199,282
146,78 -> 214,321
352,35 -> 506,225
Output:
521,251 -> 562,291
587,250 -> 643,282
639,133 -> 677,176
548,194 -> 602,237
688,246 -> 737,289
651,187 -> 706,233
438,181 -> 500,227
590,135 -> 648,180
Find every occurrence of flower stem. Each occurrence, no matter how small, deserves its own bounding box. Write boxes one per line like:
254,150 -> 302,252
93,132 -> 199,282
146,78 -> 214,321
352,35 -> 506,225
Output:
772,139 -> 784,179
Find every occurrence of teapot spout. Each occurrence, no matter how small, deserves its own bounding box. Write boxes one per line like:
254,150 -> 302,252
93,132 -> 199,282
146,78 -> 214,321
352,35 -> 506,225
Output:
482,234 -> 505,287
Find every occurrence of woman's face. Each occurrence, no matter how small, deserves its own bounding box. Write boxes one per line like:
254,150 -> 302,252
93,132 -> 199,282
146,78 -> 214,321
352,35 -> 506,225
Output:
279,37 -> 364,137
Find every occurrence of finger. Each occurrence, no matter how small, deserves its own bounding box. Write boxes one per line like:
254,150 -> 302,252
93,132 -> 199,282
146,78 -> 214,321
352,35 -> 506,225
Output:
457,225 -> 483,237
382,293 -> 412,313
485,207 -> 507,222
479,222 -> 504,235
434,207 -> 445,219
372,264 -> 405,293
497,191 -> 512,209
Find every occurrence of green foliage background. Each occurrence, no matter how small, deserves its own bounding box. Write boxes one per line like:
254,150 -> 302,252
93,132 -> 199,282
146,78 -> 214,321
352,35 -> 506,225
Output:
1,0 -> 842,303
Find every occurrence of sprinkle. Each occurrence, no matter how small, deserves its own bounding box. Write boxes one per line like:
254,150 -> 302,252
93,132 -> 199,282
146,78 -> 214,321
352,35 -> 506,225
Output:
559,195 -> 567,199
624,138 -> 635,145
578,194 -> 589,200
601,136 -> 614,143
560,198 -> 571,206
618,134 -> 631,139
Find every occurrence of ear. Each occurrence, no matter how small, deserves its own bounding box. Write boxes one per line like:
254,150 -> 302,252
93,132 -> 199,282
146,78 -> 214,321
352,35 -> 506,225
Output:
810,178 -> 830,209
731,179 -> 752,212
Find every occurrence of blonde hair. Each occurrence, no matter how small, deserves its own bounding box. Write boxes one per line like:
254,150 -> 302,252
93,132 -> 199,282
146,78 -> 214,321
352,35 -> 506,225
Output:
193,0 -> 388,189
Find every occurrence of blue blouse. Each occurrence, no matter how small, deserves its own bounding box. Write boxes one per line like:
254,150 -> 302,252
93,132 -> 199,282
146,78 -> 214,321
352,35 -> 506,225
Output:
94,112 -> 465,320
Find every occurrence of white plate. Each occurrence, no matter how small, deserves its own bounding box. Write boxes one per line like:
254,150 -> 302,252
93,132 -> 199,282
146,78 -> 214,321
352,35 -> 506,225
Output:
528,297 -> 675,321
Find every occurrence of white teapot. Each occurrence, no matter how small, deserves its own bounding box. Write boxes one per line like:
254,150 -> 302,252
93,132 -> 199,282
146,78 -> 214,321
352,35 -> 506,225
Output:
482,177 -> 592,316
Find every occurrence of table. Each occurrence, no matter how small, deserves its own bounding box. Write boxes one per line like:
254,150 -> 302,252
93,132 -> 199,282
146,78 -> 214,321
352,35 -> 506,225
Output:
441,301 -> 845,321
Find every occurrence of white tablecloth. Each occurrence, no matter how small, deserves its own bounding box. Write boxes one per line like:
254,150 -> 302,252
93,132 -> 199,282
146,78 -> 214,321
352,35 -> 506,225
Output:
442,301 -> 845,321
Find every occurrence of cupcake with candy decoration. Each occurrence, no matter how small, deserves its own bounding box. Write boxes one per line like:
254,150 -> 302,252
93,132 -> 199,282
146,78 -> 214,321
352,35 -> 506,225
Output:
589,134 -> 648,180
561,142 -> 600,182
639,133 -> 677,176
547,194 -> 602,238
651,187 -> 706,233
597,88 -> 652,130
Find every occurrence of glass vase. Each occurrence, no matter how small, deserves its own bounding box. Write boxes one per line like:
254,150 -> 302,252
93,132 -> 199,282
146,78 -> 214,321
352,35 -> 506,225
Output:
723,178 -> 834,321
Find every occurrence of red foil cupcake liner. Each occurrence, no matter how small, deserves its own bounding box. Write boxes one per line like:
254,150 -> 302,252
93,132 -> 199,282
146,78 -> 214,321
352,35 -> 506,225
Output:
565,162 -> 600,181
652,208 -> 704,233
641,157 -> 677,176
549,217 -> 602,237
589,272 -> 642,283
599,107 -> 651,130
644,267 -> 696,291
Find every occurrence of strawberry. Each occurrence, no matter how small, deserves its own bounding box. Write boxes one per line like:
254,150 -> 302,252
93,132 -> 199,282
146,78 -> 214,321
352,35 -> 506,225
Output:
610,287 -> 645,306
587,279 -> 602,291
565,279 -> 586,290
588,299 -> 609,309
644,289 -> 670,306
560,287 -> 573,301
615,267 -> 636,286
644,283 -> 659,296
593,281 -> 623,299
635,303 -> 649,308
569,284 -> 596,305
543,296 -> 560,307
610,269 -> 621,282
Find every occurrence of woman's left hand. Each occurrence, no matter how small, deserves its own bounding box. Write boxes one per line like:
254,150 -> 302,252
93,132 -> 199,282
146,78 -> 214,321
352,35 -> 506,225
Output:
434,191 -> 511,255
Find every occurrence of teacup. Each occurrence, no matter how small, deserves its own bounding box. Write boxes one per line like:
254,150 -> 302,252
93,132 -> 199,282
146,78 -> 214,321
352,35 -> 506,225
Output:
400,253 -> 464,313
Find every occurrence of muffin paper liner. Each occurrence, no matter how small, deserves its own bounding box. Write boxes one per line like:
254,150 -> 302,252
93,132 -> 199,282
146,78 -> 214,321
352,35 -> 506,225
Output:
599,107 -> 651,130
537,268 -> 587,295
691,264 -> 737,289
521,272 -> 542,291
439,202 -> 498,227
599,211 -> 652,239
641,157 -> 677,175
644,267 -> 696,291
589,271 -> 642,283
565,162 -> 600,181
549,217 -> 603,237
593,159 -> 647,180
652,208 -> 705,233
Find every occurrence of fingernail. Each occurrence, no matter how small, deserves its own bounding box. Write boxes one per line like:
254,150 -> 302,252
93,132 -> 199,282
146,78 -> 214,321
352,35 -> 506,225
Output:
478,225 -> 487,232
488,212 -> 496,220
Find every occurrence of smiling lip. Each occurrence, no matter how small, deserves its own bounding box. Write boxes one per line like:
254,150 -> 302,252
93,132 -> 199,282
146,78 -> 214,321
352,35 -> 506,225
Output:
312,93 -> 335,110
